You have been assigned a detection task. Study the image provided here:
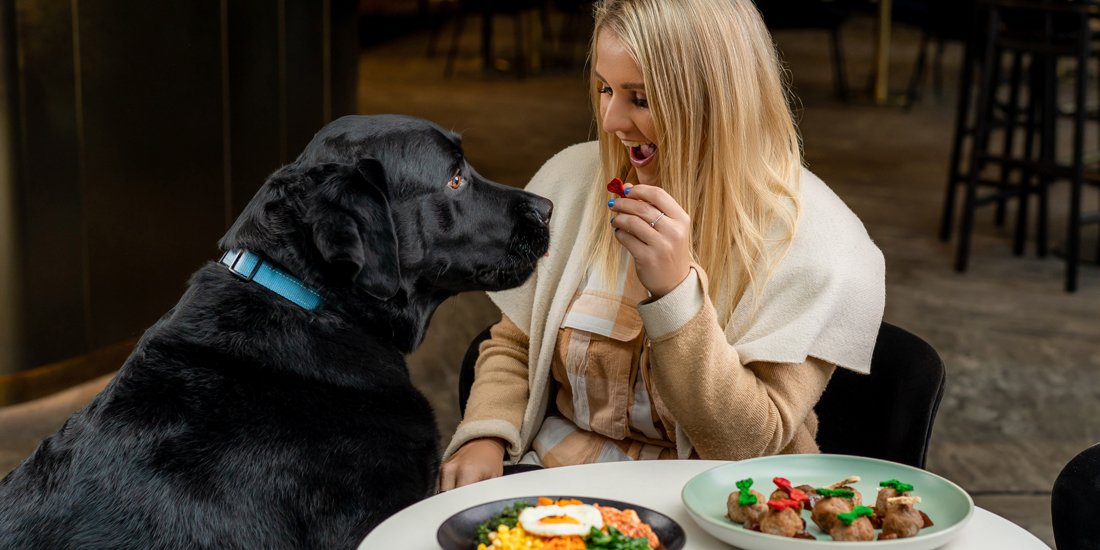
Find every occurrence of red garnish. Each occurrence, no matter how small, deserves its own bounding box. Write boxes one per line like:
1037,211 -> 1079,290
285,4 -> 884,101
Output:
606,177 -> 627,197
767,498 -> 802,512
773,477 -> 808,503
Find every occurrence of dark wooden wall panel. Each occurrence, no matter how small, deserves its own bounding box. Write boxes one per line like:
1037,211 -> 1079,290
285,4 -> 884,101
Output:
5,0 -> 359,371
77,0 -> 226,347
228,0 -> 281,218
14,0 -> 86,363
285,0 -> 325,159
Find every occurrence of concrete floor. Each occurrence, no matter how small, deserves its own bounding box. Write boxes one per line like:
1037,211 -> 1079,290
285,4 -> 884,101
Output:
5,11 -> 1099,548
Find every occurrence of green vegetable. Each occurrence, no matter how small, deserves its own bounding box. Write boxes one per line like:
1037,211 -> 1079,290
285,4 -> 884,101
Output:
474,500 -> 533,545
585,526 -> 651,549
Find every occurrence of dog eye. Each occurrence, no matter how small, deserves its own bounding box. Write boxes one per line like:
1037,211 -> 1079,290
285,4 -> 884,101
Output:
448,174 -> 463,190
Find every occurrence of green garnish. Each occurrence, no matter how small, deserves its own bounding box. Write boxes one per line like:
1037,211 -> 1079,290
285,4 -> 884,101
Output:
879,479 -> 914,493
836,505 -> 875,526
474,500 -> 533,545
736,478 -> 758,506
585,526 -> 652,549
815,488 -> 855,498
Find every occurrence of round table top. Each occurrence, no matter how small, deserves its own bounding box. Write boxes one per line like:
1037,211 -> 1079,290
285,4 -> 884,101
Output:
360,460 -> 1049,549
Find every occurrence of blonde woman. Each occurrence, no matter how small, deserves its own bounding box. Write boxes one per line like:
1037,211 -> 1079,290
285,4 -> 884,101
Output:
439,0 -> 885,490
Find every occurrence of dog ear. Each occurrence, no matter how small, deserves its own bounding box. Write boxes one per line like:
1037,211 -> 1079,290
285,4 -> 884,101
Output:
308,158 -> 401,300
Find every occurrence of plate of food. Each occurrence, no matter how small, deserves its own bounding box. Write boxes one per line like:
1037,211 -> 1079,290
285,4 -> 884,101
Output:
436,495 -> 686,549
681,454 -> 973,550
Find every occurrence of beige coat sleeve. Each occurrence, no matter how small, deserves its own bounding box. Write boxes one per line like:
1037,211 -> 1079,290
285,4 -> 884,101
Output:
444,315 -> 531,461
648,295 -> 835,459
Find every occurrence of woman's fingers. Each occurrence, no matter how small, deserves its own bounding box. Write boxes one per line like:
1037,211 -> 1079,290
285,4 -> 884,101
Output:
623,184 -> 689,220
609,183 -> 694,298
438,461 -> 457,492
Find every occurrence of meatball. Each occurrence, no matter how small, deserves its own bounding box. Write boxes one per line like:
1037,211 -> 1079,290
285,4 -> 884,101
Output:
829,516 -> 875,541
824,476 -> 863,507
759,507 -> 804,538
811,496 -> 852,532
727,489 -> 767,527
880,496 -> 926,540
875,479 -> 914,517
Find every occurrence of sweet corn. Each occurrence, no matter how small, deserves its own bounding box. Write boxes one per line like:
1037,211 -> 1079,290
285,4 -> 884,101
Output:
476,524 -> 544,550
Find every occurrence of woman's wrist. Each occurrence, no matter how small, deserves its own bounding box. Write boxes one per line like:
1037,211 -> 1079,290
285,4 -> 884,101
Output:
469,437 -> 507,457
638,267 -> 704,339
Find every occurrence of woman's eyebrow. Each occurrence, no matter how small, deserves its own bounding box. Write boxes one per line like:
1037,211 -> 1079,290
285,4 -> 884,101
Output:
593,71 -> 645,91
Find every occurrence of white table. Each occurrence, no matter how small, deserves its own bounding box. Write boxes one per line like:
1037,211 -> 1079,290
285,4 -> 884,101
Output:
360,460 -> 1049,549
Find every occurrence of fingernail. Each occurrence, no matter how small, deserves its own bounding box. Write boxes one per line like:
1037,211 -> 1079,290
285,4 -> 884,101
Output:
623,186 -> 631,195
607,198 -> 616,207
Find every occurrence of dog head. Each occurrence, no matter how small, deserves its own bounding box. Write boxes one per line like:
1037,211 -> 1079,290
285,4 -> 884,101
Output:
219,115 -> 551,349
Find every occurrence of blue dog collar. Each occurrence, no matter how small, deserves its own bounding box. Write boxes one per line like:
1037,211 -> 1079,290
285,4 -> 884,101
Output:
219,250 -> 322,311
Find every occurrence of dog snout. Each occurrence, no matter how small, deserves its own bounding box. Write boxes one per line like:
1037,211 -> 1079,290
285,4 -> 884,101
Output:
521,197 -> 553,227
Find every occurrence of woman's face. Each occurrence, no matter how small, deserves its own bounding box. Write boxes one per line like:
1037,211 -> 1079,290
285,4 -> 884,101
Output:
595,29 -> 659,187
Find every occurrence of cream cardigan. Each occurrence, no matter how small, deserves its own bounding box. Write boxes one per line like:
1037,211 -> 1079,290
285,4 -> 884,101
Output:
444,142 -> 885,463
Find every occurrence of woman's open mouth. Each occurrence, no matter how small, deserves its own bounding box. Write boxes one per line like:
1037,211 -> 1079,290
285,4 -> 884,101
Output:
627,142 -> 657,168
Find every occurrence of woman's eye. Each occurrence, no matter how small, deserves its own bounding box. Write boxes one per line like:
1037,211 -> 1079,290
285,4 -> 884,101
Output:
597,84 -> 612,95
634,95 -> 648,108
448,174 -> 463,190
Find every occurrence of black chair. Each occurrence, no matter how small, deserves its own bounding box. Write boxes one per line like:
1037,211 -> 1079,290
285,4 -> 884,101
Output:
1051,442 -> 1100,549
814,322 -> 946,469
458,321 -> 946,469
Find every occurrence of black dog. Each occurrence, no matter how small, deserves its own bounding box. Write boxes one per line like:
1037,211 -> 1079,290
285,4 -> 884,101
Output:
0,114 -> 552,548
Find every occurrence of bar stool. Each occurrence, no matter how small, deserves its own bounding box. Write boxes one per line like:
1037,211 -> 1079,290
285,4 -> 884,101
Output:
945,0 -> 1100,291
437,0 -> 551,79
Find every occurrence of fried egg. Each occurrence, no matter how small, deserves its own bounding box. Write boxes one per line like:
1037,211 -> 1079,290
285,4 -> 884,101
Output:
517,503 -> 605,537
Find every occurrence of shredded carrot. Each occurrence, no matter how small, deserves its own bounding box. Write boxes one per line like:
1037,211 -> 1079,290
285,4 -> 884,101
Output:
594,504 -> 661,549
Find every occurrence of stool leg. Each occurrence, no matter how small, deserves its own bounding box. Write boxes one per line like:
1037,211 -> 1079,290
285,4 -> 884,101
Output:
905,28 -> 930,107
830,25 -> 849,101
444,10 -> 467,78
957,21 -> 1001,273
1066,27 -> 1089,292
942,37 -> 978,242
1037,52 -> 1057,259
514,10 -> 525,78
1000,52 -> 1024,236
1017,55 -> 1040,256
481,8 -> 493,74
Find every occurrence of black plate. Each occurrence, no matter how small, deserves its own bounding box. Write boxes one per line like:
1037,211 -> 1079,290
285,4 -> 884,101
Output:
436,495 -> 686,550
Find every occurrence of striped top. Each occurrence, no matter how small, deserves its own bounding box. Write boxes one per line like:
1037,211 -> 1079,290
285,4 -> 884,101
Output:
525,254 -> 690,466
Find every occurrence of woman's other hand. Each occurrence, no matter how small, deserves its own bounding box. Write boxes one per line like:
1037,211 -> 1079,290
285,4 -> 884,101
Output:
609,184 -> 692,297
438,437 -> 506,491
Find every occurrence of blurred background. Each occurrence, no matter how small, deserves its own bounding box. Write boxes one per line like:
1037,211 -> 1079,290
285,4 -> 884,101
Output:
3,0 -> 1100,546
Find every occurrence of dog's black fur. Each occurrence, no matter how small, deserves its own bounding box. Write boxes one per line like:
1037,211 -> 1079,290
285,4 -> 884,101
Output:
0,114 -> 552,549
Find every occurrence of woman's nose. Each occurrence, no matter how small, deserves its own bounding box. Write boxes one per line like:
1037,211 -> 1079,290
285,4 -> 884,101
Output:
601,98 -> 631,135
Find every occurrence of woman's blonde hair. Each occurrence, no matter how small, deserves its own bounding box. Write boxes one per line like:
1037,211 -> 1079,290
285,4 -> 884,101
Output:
587,0 -> 802,323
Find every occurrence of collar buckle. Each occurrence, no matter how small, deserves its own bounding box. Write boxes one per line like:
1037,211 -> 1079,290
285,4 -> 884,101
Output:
220,250 -> 262,281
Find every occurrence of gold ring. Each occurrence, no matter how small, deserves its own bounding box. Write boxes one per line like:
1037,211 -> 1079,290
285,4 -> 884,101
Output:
649,212 -> 665,228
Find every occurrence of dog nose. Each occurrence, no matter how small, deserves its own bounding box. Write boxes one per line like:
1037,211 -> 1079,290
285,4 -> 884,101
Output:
524,197 -> 553,226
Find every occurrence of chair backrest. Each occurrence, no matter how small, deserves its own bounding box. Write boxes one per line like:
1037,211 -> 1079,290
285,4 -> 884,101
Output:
814,322 -> 946,469
458,326 -> 493,418
1052,442 -> 1100,550
459,321 -> 947,469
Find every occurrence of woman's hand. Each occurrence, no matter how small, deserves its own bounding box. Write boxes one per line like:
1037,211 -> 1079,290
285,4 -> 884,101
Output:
438,437 -> 506,491
608,184 -> 693,298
